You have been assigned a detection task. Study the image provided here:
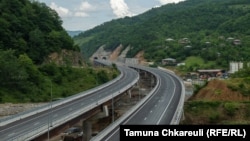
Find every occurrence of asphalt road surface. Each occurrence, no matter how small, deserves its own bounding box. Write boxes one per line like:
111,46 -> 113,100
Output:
0,65 -> 139,141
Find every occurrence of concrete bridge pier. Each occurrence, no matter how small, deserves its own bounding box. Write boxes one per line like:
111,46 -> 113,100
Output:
143,71 -> 148,77
102,105 -> 109,117
127,89 -> 132,98
83,121 -> 92,141
151,74 -> 155,89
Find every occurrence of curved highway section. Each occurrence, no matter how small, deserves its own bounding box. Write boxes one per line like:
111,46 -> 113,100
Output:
91,65 -> 185,141
0,65 -> 139,141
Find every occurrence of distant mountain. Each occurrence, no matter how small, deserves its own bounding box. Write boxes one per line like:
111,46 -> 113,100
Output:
74,0 -> 250,69
67,30 -> 84,37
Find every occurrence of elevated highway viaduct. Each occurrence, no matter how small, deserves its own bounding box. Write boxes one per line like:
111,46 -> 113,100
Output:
0,60 -> 158,141
90,64 -> 185,141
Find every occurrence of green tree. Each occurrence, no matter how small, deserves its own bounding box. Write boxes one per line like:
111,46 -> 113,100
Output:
0,50 -> 28,87
18,54 -> 43,85
97,70 -> 109,84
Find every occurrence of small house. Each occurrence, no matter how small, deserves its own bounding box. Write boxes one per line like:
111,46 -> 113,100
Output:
162,58 -> 176,66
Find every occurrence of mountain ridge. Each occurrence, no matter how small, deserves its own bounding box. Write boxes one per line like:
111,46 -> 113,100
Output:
74,0 -> 250,69
67,30 -> 84,37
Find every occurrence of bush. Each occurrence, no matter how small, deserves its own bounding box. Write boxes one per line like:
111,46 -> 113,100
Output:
227,84 -> 238,91
209,112 -> 220,124
224,102 -> 239,117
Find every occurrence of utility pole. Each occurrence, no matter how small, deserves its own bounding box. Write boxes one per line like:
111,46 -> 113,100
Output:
112,93 -> 114,123
47,79 -> 52,141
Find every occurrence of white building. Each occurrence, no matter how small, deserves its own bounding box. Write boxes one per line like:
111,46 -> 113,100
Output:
229,61 -> 243,74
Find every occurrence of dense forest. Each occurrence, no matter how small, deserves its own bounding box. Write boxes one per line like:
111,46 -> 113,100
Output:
0,0 -> 79,64
74,0 -> 250,70
0,0 -> 118,103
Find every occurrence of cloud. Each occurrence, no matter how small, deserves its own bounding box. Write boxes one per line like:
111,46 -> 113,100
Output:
50,2 -> 71,17
74,12 -> 89,17
73,1 -> 96,17
49,2 -> 94,18
159,0 -> 186,5
79,1 -> 95,11
110,0 -> 134,18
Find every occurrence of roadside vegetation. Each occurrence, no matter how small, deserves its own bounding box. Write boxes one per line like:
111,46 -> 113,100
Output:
179,68 -> 250,124
181,100 -> 250,124
0,0 -> 119,103
0,49 -> 119,103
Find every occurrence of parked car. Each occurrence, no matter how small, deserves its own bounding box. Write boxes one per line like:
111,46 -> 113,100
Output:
61,126 -> 83,137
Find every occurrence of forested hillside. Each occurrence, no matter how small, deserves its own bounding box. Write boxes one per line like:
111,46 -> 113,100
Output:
0,0 -> 118,103
74,0 -> 250,69
0,0 -> 79,64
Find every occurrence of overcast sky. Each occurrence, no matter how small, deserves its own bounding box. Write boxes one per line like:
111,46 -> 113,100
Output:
37,0 -> 185,31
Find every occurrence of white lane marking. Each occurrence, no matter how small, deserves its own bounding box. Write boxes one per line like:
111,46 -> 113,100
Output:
34,122 -> 40,126
157,75 -> 176,124
8,133 -> 16,137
